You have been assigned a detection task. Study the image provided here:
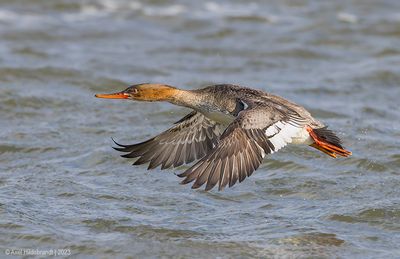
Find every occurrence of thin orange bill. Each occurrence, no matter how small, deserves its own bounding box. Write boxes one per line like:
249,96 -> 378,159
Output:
95,92 -> 129,99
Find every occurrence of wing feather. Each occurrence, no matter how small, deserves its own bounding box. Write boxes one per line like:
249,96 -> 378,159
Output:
114,111 -> 223,169
178,103 -> 307,190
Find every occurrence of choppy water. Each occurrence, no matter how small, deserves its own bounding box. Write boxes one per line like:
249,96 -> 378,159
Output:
1,0 -> 400,258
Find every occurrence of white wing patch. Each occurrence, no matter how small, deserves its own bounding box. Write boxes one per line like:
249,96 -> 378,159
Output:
240,100 -> 249,110
265,120 -> 303,152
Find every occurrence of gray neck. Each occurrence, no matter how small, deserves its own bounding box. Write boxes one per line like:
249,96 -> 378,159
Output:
168,89 -> 206,110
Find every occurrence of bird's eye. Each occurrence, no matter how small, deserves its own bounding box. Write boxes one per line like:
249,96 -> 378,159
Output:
131,88 -> 138,94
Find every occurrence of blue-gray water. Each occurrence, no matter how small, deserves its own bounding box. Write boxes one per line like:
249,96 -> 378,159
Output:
1,0 -> 400,258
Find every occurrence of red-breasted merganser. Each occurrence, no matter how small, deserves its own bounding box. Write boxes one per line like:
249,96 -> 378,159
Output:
96,83 -> 351,191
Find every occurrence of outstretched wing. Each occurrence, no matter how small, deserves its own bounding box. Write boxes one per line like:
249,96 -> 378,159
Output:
113,111 -> 223,170
178,103 -> 306,191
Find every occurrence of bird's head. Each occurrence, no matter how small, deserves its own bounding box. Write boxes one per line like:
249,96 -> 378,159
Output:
95,83 -> 178,102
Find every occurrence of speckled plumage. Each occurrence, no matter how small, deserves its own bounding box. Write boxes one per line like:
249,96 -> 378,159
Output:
96,83 -> 351,191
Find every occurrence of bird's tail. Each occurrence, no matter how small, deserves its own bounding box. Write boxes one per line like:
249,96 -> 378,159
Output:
307,126 -> 352,158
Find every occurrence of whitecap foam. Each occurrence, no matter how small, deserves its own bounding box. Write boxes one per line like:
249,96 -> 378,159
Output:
337,12 -> 359,23
0,9 -> 16,22
204,2 -> 259,17
199,2 -> 279,23
142,5 -> 186,17
0,9 -> 50,28
62,1 -> 142,22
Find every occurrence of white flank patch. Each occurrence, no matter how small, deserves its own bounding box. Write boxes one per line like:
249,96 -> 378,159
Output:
292,127 -> 313,145
265,121 -> 301,152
